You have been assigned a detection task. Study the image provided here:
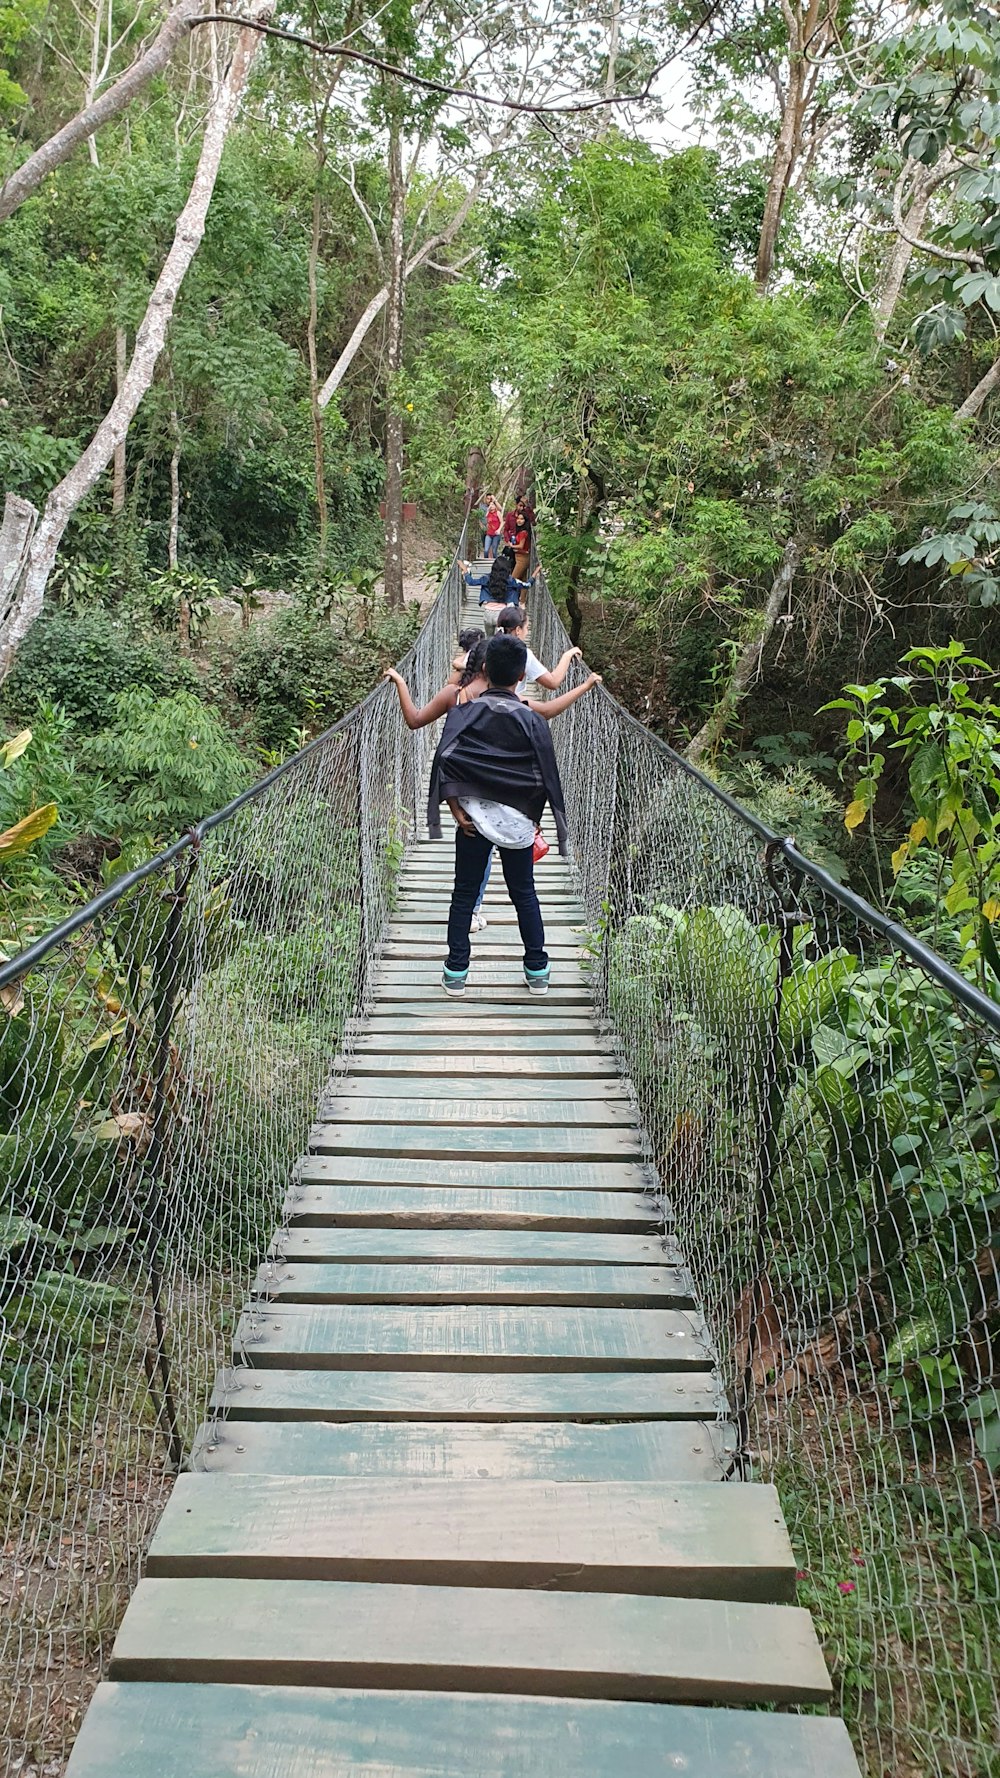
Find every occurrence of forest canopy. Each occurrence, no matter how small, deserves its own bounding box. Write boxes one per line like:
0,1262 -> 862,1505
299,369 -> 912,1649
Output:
0,0 -> 998,940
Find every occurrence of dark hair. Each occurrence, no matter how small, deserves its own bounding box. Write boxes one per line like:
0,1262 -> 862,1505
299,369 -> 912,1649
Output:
458,635 -> 489,689
458,625 -> 485,651
487,549 -> 515,600
485,634 -> 527,688
495,605 -> 527,633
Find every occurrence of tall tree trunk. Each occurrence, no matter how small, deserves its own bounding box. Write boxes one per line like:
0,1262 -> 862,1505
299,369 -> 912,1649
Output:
382,109 -> 406,610
686,537 -> 801,764
600,0 -> 621,135
112,325 -> 127,512
168,397 -> 180,570
308,183 -> 328,553
0,0 -> 203,224
955,356 -> 1000,423
564,466 -> 603,645
0,0 -> 273,680
0,495 -> 38,634
755,1 -> 831,294
874,162 -> 939,342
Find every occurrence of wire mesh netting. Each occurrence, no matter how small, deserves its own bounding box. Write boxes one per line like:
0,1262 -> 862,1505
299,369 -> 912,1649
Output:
531,572 -> 1000,1778
0,543 -> 464,1772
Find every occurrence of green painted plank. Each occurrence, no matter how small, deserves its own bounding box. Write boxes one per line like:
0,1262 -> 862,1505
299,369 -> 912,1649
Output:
251,1263 -> 691,1306
352,1024 -> 597,1038
307,1125 -> 642,1162
330,1068 -> 620,1091
296,1156 -> 647,1191
210,1367 -> 724,1422
188,1419 -> 730,1481
284,1185 -> 655,1230
146,1475 -> 796,1603
349,1034 -> 613,1056
66,1683 -> 862,1778
112,1577 -> 830,1704
272,1229 -> 669,1265
233,1304 -> 712,1371
317,1096 -> 634,1127
374,986 -> 593,1005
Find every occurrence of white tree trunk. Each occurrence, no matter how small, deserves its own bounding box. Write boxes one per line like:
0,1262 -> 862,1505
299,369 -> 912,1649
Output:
383,111 -> 406,611
112,324 -> 127,512
0,0 -> 273,681
317,180 -> 480,410
686,538 -> 801,764
955,356 -> 1000,423
0,0 -> 203,224
0,495 -> 38,633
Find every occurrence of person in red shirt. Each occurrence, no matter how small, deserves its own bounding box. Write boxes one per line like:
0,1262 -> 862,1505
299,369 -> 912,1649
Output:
502,505 -> 519,547
482,496 -> 501,558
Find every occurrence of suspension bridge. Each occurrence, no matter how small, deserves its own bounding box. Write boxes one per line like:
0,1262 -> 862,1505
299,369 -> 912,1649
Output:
2,536 -> 997,1777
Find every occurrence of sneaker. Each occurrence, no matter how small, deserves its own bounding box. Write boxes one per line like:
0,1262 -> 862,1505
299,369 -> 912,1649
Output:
524,966 -> 550,997
441,967 -> 468,997
470,912 -> 488,933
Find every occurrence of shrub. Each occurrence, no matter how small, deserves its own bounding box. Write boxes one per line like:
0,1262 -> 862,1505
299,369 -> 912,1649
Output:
1,611 -> 197,731
230,602 -> 419,748
85,689 -> 250,838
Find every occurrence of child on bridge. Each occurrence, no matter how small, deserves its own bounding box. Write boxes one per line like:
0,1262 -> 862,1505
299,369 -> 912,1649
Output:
427,634 -> 567,999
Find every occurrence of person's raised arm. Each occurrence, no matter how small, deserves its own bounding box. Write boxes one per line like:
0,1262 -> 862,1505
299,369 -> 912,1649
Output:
526,673 -> 602,719
384,668 -> 458,730
533,646 -> 583,691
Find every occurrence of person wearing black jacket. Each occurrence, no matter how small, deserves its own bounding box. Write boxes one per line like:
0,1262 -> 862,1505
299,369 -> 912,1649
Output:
427,634 -> 567,997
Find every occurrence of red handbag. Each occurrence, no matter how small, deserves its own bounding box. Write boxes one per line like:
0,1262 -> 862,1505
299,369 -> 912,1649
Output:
532,828 -> 549,863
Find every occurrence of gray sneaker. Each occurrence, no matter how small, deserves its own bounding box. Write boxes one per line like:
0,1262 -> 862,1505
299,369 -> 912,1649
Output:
524,966 -> 550,997
441,967 -> 468,997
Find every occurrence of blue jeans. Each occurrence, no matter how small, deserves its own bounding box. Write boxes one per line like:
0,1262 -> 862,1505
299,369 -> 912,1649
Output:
446,829 -> 547,973
484,533 -> 499,558
474,849 -> 493,913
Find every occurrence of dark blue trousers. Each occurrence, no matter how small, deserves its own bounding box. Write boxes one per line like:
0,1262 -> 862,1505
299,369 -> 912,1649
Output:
446,828 -> 547,973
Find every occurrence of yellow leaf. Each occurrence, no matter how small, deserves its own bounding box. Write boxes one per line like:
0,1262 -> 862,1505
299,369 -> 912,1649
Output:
0,728 -> 31,768
909,817 -> 929,846
844,798 -> 869,832
982,899 -> 1000,923
891,840 -> 910,877
0,802 -> 57,856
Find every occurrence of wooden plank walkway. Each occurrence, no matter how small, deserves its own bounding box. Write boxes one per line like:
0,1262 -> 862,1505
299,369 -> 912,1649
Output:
66,783 -> 862,1774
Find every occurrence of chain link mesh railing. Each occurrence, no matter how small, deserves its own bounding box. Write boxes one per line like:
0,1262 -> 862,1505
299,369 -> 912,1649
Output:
530,568 -> 1000,1778
0,535 -> 465,1773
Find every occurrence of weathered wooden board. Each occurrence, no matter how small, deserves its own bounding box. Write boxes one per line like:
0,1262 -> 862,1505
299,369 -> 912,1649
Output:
350,1024 -> 597,1038
232,1304 -> 712,1372
307,1125 -> 643,1162
272,1228 -> 669,1265
64,1683 -> 865,1778
283,1185 -> 656,1230
210,1367 -> 724,1422
295,1156 -> 649,1192
112,1578 -> 830,1704
146,1475 -> 796,1603
329,1071 -> 622,1095
317,1096 -> 635,1127
376,987 -> 594,1007
251,1262 -> 691,1307
349,1034 -> 614,1056
188,1418 -> 730,1481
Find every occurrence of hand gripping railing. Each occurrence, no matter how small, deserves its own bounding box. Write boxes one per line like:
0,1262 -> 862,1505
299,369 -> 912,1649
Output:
529,566 -> 1000,1778
0,527 -> 465,1771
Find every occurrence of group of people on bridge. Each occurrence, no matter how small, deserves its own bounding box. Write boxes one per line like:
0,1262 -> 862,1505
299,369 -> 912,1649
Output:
383,529 -> 599,997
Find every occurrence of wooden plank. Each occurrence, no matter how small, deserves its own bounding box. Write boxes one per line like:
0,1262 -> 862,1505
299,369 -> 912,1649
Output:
295,1156 -> 648,1191
349,1035 -> 614,1056
65,1683 -> 865,1778
306,1126 -> 642,1162
352,1016 -> 600,1034
383,942 -> 585,961
188,1419 -> 731,1481
251,1262 -> 692,1306
317,1096 -> 635,1127
210,1367 -> 724,1422
112,1577 -> 831,1704
233,1304 -> 712,1371
284,1186 -> 656,1230
327,1066 -> 622,1095
374,986 -> 593,1005
273,1229 -> 669,1265
146,1475 -> 796,1603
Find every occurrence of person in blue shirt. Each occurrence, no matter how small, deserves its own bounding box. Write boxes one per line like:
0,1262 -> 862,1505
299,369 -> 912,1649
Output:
461,546 -> 540,608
